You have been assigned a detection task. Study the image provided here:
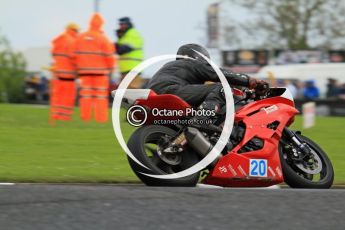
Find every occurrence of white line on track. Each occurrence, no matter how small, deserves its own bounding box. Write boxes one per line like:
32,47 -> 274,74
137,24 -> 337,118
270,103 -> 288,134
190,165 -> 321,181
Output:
0,183 -> 15,185
196,184 -> 223,189
197,184 -> 281,189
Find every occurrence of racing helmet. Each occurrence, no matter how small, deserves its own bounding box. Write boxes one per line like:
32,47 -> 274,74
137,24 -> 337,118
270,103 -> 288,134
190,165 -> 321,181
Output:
176,43 -> 210,62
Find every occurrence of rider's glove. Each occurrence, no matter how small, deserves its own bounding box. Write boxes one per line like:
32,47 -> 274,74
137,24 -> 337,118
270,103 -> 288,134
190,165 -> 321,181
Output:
248,78 -> 269,89
256,80 -> 269,96
248,78 -> 269,96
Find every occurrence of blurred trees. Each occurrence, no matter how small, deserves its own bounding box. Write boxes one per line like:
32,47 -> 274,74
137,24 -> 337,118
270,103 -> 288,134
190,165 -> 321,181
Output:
224,0 -> 345,49
0,34 -> 26,103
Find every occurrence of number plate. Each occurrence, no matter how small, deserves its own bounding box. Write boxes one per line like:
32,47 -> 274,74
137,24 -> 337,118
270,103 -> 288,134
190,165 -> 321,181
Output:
249,159 -> 267,177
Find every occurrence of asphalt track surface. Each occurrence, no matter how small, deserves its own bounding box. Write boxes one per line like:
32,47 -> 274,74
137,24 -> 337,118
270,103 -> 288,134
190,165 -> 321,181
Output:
0,184 -> 344,230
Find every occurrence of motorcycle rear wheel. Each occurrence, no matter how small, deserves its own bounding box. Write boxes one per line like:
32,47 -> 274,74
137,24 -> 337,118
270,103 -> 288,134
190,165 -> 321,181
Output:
279,134 -> 334,188
127,125 -> 200,186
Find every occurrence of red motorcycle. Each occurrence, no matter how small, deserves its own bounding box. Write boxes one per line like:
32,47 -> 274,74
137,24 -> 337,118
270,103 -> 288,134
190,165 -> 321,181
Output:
121,87 -> 334,188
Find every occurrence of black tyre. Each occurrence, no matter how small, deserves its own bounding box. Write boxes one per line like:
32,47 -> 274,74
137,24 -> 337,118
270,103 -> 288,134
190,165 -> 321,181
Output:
127,125 -> 200,186
279,134 -> 334,188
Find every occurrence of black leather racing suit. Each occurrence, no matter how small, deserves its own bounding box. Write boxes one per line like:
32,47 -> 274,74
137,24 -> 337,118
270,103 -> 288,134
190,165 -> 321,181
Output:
148,59 -> 250,111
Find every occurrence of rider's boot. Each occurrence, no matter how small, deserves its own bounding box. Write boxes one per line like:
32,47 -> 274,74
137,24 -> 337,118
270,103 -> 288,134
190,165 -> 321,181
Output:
189,101 -> 221,129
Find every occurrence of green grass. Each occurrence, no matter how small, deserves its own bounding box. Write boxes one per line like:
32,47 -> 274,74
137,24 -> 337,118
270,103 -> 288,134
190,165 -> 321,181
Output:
290,116 -> 345,184
0,103 -> 345,184
0,103 -> 137,183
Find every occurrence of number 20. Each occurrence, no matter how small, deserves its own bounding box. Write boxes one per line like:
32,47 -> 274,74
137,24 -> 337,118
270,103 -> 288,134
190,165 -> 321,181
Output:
250,160 -> 266,177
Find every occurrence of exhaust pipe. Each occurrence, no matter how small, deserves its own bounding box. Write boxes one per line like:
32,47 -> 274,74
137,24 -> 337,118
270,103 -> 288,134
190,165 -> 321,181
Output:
184,127 -> 221,168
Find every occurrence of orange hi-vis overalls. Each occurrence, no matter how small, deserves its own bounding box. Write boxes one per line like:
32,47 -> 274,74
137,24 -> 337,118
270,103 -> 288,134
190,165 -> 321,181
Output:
72,13 -> 115,122
50,29 -> 78,121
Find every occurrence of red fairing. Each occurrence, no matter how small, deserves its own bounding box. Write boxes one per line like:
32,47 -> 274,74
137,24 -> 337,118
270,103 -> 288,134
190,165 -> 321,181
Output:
135,93 -> 191,124
235,97 -> 296,121
147,90 -> 157,97
203,97 -> 299,187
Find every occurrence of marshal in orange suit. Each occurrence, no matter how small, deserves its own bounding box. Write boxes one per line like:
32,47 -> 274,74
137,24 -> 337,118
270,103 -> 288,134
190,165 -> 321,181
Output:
50,23 -> 79,122
72,13 -> 115,122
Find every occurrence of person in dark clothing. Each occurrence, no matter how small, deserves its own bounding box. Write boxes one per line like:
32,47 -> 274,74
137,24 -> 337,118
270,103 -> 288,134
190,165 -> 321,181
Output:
326,78 -> 340,98
148,44 -> 268,118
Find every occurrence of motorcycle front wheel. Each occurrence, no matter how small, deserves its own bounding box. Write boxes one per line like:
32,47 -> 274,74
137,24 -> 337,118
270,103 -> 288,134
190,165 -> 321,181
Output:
127,125 -> 200,186
279,134 -> 334,188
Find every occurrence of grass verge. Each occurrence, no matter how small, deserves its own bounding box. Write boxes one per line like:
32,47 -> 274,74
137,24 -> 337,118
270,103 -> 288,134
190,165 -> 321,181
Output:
0,103 -> 344,184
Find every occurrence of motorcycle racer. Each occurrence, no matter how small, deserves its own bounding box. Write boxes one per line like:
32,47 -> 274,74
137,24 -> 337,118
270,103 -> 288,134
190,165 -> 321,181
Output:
148,43 -> 268,121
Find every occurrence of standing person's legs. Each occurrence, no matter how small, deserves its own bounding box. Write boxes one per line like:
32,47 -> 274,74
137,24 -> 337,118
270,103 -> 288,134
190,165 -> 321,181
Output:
79,76 -> 93,121
50,78 -> 60,121
93,75 -> 109,123
59,80 -> 76,121
50,78 -> 72,121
